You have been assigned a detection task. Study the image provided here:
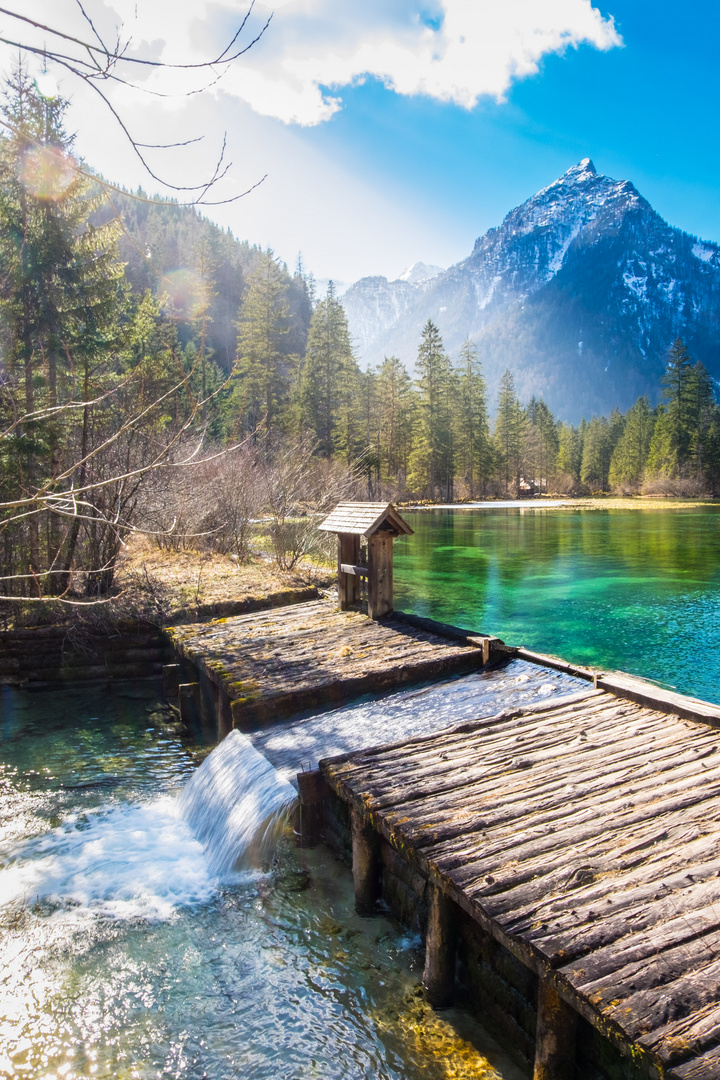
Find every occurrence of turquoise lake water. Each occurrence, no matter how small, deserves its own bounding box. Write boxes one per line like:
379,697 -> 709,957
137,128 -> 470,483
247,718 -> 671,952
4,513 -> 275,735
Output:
394,504 -> 720,704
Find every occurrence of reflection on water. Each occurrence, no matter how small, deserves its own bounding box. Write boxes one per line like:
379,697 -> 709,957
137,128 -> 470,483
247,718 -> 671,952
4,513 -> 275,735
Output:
0,687 -> 527,1080
394,505 -> 720,703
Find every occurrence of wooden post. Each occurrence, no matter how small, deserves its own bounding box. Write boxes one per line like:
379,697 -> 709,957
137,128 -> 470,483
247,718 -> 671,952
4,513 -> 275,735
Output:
422,883 -> 456,1008
178,682 -> 200,727
368,532 -> 393,619
351,808 -> 381,915
338,533 -> 361,609
163,663 -> 181,698
534,980 -> 577,1080
294,769 -> 328,847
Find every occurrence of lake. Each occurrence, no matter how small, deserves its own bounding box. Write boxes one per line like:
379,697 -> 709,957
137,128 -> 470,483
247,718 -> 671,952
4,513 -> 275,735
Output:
394,504 -> 720,704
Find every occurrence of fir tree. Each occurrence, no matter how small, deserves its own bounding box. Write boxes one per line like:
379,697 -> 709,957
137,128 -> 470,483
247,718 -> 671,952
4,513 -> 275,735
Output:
646,338 -> 695,477
376,356 -> 415,488
580,415 -> 611,490
408,320 -> 456,500
234,249 -> 290,437
455,339 -> 491,497
493,369 -> 525,497
299,282 -> 359,458
0,62 -> 124,587
608,396 -> 655,490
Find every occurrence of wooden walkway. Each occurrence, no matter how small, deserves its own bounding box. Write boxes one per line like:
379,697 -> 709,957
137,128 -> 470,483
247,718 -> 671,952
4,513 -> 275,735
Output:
321,684 -> 720,1079
167,599 -> 494,732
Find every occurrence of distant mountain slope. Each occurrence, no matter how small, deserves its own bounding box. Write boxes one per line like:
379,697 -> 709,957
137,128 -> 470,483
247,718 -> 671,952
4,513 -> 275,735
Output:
343,160 -> 720,418
98,191 -> 311,371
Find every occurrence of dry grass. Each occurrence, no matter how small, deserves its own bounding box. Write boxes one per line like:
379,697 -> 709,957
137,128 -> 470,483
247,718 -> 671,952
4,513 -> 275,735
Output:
114,535 -> 335,622
548,496 -> 720,511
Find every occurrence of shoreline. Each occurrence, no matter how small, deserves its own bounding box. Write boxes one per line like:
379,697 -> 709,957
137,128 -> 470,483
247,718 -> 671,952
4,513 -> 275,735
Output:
403,495 -> 720,511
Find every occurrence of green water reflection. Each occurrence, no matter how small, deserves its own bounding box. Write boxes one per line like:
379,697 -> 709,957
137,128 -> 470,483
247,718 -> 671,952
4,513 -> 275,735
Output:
394,505 -> 720,703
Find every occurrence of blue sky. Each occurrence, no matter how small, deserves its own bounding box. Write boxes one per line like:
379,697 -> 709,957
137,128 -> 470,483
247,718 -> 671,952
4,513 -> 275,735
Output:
11,2 -> 720,282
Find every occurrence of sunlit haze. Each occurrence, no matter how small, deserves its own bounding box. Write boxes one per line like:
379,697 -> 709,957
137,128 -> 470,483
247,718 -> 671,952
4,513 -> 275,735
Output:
5,2 -> 720,282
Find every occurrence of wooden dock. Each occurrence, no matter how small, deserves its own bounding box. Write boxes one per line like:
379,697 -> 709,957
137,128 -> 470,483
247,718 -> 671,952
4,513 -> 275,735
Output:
320,680 -> 720,1080
166,599 -> 499,736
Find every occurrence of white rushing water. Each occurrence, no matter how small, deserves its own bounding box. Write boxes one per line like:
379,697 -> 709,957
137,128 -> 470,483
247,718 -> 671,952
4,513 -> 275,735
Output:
0,660 -> 588,920
177,729 -> 297,875
252,658 -> 588,784
0,732 -> 298,918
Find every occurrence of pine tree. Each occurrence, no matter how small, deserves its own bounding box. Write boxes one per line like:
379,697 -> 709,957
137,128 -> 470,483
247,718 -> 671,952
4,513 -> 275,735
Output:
525,397 -> 558,493
234,249 -> 290,436
376,356 -> 415,489
408,320 -> 456,500
299,282 -> 359,458
556,423 -> 583,484
608,396 -> 655,490
455,339 -> 491,497
580,415 -> 611,490
687,361 -> 719,483
646,338 -> 695,477
493,369 -> 525,497
0,62 -> 124,589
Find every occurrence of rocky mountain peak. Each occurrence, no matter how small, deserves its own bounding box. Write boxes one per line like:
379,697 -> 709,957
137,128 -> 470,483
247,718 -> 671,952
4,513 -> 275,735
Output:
340,160 -> 720,420
396,261 -> 445,285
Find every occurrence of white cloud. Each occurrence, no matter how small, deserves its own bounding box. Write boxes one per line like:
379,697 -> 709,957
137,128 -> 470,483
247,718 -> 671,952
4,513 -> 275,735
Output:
217,0 -> 622,125
3,2 -> 621,127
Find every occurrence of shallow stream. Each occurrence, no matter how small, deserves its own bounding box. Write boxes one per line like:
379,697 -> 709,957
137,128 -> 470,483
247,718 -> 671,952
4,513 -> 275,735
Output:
0,663 -> 577,1079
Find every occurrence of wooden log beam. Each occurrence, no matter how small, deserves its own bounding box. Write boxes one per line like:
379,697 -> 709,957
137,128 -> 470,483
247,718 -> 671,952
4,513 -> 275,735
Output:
351,808 -> 381,915
178,681 -> 200,727
338,534 -> 361,609
368,532 -> 393,620
294,769 -> 329,847
533,980 -> 577,1080
422,883 -> 456,1008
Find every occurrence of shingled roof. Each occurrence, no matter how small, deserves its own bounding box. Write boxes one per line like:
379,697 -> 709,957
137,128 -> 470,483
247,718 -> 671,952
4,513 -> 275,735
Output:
318,501 -> 413,538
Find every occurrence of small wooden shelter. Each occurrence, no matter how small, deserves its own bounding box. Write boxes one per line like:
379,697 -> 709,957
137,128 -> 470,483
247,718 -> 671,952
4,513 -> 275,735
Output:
318,502 -> 413,619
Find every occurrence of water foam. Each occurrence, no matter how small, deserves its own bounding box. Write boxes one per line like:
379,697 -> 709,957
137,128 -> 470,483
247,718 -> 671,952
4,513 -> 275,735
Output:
0,730 -> 298,918
178,729 -> 298,875
0,798 -> 214,919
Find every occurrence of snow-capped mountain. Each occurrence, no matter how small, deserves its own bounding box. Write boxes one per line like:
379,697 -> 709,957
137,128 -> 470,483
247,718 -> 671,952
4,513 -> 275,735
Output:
342,159 -> 720,419
341,262 -> 444,363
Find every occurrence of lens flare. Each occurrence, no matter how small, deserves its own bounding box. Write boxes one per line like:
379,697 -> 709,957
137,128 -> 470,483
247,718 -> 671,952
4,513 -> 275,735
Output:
162,268 -> 209,322
34,72 -> 59,100
19,146 -> 76,201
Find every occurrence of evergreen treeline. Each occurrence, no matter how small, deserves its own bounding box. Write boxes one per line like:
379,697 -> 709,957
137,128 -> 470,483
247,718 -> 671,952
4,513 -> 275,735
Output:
227,259 -> 720,501
2,64 -> 720,607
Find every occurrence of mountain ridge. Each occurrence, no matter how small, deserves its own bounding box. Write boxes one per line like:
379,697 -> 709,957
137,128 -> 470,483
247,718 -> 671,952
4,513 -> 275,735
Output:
341,161 -> 720,419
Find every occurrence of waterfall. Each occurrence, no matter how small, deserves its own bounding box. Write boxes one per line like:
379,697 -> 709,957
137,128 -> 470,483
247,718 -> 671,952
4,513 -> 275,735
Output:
177,729 -> 298,875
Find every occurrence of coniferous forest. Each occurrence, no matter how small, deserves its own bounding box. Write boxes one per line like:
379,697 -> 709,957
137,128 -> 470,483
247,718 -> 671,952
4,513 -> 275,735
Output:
2,68 -> 720,605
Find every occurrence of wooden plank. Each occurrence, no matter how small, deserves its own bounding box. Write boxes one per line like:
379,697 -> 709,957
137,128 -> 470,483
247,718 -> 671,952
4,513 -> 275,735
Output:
669,1043 -> 720,1079
598,672 -> 720,728
340,563 -> 368,576
319,672 -> 720,1077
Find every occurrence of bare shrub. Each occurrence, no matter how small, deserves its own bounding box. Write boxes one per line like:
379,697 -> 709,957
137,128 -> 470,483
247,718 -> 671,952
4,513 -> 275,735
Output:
641,475 -> 706,497
257,438 -> 362,571
549,473 -> 588,496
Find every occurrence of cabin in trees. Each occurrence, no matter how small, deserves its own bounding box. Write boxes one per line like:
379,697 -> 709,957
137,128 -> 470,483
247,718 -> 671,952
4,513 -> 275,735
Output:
318,502 -> 413,619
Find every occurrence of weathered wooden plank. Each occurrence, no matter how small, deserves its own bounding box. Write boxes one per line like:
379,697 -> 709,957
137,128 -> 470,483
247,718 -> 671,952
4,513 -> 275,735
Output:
484,831 -> 720,928
327,694 -> 643,799
601,952 -> 720,1042
598,672 -> 720,728
378,727 -> 720,849
319,670 -> 720,1078
644,1004 -> 720,1070
329,696 -> 708,805
669,1042 -> 720,1079
432,780 -> 720,907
